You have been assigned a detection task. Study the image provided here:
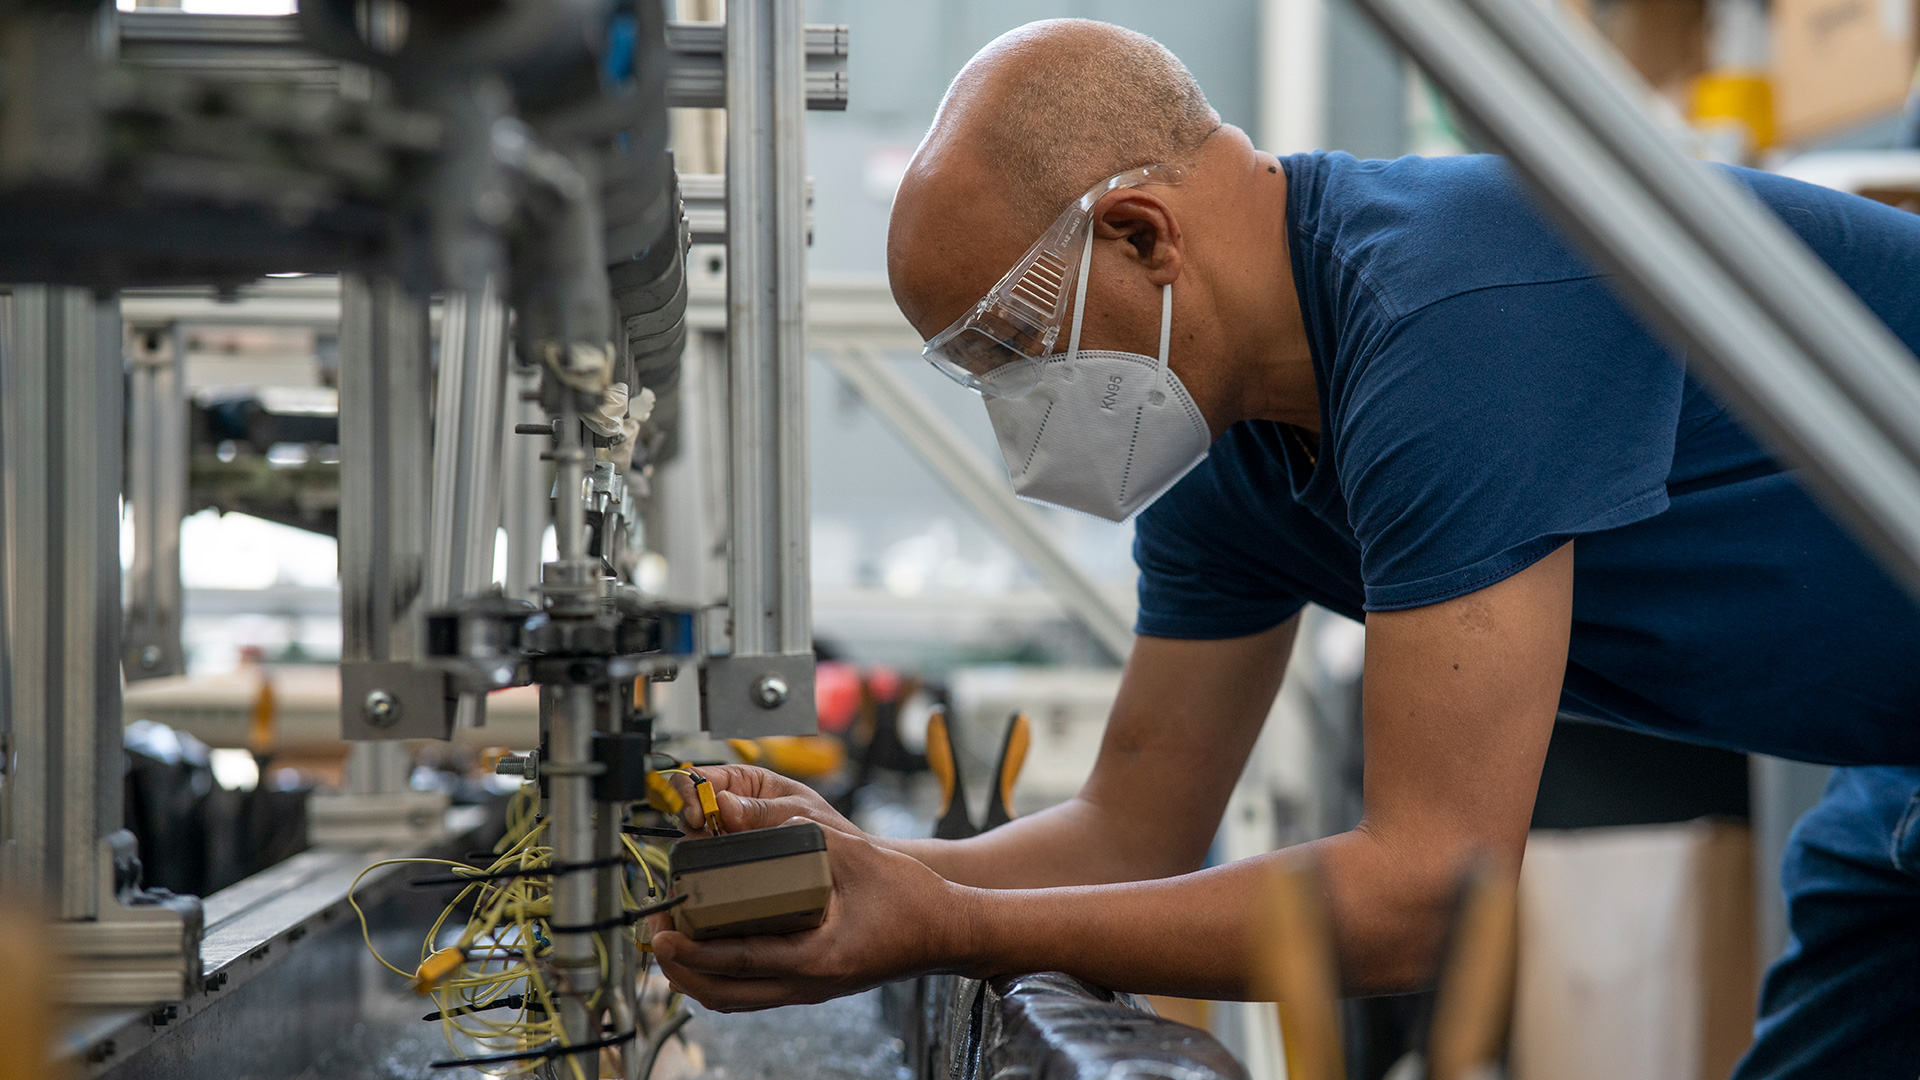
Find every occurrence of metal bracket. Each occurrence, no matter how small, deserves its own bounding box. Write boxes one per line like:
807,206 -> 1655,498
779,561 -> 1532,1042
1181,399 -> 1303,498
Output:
699,652 -> 816,737
51,833 -> 204,1006
338,660 -> 454,741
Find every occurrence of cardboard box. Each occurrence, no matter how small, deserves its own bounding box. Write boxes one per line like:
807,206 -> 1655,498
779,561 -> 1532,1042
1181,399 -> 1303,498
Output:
1774,0 -> 1919,143
1589,0 -> 1709,101
1510,820 -> 1757,1080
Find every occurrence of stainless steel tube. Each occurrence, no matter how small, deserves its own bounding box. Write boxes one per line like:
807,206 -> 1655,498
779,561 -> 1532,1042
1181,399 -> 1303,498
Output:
546,395 -> 600,1054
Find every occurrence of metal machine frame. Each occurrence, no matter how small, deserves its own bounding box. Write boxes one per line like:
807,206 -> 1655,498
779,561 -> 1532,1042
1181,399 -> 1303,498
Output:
0,3 -> 847,1076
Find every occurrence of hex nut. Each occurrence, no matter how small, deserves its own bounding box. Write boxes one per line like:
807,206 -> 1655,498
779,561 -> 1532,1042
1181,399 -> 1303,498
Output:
753,674 -> 789,709
362,688 -> 401,728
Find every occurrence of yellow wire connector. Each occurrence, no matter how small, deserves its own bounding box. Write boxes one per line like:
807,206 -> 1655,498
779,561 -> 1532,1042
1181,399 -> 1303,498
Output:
727,738 -> 763,765
689,771 -> 724,834
412,946 -> 465,995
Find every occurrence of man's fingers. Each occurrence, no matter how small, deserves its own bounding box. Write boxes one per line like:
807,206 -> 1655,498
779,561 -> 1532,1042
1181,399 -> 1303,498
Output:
654,928 -> 814,978
657,967 -> 810,1013
719,792 -> 824,832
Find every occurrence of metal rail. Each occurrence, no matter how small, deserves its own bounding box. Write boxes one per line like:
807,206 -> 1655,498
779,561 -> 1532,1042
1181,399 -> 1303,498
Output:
1351,0 -> 1920,600
123,322 -> 189,682
114,11 -> 850,111
826,347 -> 1136,664
705,0 -> 817,737
425,281 -> 510,729
0,287 -> 124,920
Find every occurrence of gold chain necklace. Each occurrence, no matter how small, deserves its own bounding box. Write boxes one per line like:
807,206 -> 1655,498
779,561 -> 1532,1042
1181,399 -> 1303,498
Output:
1287,424 -> 1319,468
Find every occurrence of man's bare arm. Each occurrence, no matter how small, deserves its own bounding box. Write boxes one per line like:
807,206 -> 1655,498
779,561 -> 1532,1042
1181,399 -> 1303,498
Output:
680,619 -> 1297,889
653,544 -> 1571,1006
890,620 -> 1297,886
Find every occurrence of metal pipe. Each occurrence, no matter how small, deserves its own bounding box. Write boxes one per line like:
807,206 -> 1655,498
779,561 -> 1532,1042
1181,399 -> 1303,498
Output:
337,273 -> 442,754
824,347 -> 1136,664
724,0 -> 811,659
502,365 -> 549,602
1350,0 -> 1920,600
338,273 -> 433,668
427,281 -> 510,728
123,321 -> 187,682
545,394 -> 599,1054
548,683 -> 599,1055
427,283 -> 509,600
700,0 -> 817,737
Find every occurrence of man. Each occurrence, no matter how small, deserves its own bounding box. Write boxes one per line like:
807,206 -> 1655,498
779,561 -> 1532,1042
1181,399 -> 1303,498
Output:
651,19 -> 1920,1078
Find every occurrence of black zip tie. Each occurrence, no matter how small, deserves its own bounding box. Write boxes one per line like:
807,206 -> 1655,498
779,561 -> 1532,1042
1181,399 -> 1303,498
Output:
409,853 -> 632,888
547,893 -> 685,934
420,994 -> 549,1022
623,825 -> 685,838
428,1027 -> 635,1068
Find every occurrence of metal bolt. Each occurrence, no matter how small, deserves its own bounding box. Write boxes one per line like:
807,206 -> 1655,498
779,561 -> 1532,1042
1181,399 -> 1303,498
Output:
362,689 -> 400,728
139,644 -> 162,670
494,751 -> 538,781
752,674 -> 789,709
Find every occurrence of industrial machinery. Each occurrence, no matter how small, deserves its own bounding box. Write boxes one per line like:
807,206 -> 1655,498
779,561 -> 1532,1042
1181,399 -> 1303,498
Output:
0,1 -> 847,1074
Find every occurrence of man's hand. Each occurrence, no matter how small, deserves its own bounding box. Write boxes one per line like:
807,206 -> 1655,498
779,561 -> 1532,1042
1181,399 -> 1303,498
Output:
670,764 -> 861,837
650,819 -> 973,1011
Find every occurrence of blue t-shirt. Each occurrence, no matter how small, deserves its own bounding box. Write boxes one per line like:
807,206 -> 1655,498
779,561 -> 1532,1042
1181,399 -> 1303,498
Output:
1134,151 -> 1920,767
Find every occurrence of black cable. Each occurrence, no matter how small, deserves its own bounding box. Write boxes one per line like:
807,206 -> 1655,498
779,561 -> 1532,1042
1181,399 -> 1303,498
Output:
427,1027 -> 636,1069
637,1008 -> 694,1080
409,853 -> 632,888
420,993 -> 549,1022
622,824 -> 685,838
547,892 -> 686,934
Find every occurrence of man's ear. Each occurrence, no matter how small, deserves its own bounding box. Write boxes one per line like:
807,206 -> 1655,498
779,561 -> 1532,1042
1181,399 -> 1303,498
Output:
1092,190 -> 1182,285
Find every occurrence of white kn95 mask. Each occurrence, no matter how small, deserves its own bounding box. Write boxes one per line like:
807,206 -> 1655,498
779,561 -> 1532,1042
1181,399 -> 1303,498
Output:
981,236 -> 1212,523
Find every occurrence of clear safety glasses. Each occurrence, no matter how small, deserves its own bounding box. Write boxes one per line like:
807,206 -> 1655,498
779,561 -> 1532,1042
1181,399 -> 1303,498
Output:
921,163 -> 1185,397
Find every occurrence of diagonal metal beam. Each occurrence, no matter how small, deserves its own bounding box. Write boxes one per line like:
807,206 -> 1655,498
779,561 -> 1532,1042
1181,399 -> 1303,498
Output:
824,346 -> 1135,664
1352,0 -> 1920,601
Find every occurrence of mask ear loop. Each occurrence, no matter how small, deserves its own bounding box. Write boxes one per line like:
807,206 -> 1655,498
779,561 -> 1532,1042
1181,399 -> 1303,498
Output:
1148,282 -> 1173,406
1064,218 -> 1097,373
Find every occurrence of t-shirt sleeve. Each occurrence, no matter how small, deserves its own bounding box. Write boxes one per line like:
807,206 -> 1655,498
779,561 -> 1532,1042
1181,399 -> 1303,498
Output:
1132,455 -> 1308,639
1336,278 -> 1683,610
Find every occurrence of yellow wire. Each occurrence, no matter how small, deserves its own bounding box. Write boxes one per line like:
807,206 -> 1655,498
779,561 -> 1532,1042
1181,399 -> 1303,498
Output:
352,790 -> 687,1075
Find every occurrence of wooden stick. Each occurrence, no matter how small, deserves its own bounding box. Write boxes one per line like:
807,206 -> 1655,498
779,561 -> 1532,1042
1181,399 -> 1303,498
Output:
1255,857 -> 1347,1080
1427,863 -> 1520,1080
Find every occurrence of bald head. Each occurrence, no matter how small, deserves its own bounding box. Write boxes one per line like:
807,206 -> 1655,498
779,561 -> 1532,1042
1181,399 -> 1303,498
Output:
937,20 -> 1219,236
889,20 -> 1222,331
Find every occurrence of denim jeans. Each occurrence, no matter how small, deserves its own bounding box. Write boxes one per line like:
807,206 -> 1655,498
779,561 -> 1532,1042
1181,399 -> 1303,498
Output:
1731,766 -> 1920,1080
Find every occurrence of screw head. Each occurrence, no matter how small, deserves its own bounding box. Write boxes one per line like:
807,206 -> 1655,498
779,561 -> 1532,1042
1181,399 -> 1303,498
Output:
752,674 -> 789,709
362,688 -> 400,728
139,644 -> 162,670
